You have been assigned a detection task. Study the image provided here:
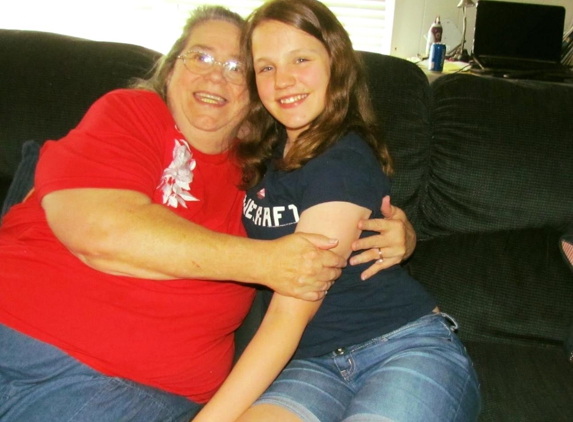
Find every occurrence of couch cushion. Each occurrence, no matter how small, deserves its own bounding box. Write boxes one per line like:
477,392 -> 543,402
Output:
361,52 -> 431,228
419,74 -> 573,239
1,140 -> 40,219
0,177 -> 10,212
407,228 -> 573,348
466,341 -> 573,421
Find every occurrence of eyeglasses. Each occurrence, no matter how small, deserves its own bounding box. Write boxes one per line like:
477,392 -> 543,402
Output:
177,51 -> 246,85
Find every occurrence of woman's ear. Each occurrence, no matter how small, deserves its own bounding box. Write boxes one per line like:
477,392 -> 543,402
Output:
237,121 -> 252,140
166,70 -> 173,87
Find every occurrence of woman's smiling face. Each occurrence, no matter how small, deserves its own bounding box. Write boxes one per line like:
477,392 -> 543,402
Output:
251,20 -> 331,143
167,20 -> 249,153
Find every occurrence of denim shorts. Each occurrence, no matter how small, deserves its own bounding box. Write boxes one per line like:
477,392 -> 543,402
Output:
0,324 -> 202,422
254,313 -> 481,422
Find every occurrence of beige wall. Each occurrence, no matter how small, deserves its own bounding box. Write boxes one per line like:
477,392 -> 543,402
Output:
391,0 -> 573,59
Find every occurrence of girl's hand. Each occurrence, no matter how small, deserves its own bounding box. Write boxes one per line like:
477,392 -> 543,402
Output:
350,196 -> 416,280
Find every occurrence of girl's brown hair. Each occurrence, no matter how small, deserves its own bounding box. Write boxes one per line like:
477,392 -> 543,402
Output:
237,0 -> 392,189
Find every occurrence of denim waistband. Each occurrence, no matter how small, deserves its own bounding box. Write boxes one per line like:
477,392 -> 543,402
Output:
330,311 -> 459,357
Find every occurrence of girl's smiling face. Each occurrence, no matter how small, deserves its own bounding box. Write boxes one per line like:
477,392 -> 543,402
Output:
251,20 -> 331,144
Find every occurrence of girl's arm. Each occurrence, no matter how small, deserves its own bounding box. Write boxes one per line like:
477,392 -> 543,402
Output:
192,200 -> 371,422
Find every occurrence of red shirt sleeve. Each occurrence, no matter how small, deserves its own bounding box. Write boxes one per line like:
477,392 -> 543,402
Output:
35,89 -> 174,200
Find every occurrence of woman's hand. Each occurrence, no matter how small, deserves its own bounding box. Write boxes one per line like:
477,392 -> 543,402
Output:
350,196 -> 416,280
258,233 -> 346,301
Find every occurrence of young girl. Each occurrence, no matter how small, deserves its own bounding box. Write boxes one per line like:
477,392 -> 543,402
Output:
193,1 -> 481,421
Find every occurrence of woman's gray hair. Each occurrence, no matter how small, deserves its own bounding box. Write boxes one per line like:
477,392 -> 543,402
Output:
131,5 -> 245,101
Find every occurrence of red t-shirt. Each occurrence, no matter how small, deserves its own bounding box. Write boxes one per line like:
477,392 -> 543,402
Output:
0,89 -> 255,402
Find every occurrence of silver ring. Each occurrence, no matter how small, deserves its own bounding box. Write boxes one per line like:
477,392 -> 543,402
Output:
377,248 -> 384,263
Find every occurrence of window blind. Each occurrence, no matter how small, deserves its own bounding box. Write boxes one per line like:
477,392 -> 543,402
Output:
0,0 -> 394,55
167,0 -> 394,54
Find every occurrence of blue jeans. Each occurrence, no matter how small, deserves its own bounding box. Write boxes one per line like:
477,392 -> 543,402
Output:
254,313 -> 481,422
0,324 -> 202,422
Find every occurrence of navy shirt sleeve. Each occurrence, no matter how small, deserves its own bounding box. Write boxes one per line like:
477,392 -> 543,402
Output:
298,132 -> 390,216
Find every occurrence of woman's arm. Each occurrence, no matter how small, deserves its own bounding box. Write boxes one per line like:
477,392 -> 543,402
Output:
42,188 -> 345,300
192,201 -> 371,422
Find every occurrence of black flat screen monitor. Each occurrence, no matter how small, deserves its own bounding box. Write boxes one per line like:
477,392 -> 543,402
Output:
473,0 -> 565,65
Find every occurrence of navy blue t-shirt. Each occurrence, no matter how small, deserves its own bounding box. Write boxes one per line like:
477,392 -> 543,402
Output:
242,132 -> 436,358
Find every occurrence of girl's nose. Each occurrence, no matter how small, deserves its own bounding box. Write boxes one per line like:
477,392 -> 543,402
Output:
274,68 -> 295,89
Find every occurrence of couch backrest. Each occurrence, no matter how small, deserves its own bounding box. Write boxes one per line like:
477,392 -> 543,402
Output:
360,52 -> 432,228
418,74 -> 573,240
0,29 -> 161,179
6,30 -> 570,241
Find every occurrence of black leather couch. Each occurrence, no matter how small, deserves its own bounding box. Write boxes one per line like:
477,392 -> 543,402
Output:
2,29 -> 573,421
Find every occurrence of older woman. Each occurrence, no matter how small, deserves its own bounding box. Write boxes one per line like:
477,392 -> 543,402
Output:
0,5 -> 414,422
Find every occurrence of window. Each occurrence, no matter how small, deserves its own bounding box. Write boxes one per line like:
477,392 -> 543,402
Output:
0,0 -> 394,54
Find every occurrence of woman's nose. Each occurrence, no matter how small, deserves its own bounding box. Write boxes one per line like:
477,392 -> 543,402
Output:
204,63 -> 226,83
